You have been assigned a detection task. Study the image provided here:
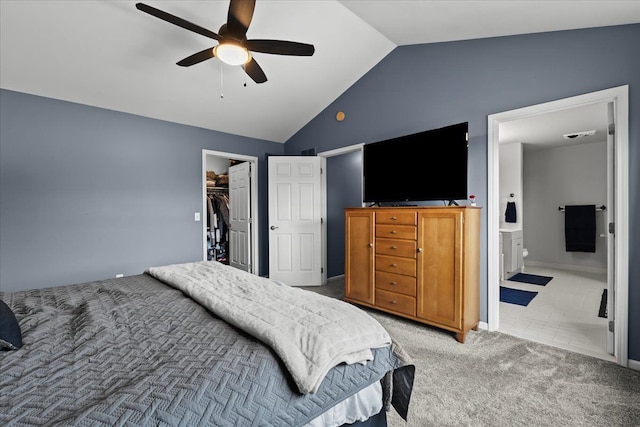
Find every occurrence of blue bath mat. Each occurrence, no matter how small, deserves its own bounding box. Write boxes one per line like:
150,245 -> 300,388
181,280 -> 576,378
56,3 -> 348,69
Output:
508,273 -> 553,286
500,286 -> 538,306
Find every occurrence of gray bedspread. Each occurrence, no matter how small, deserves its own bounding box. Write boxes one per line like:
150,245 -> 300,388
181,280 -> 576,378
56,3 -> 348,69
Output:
147,261 -> 392,395
0,274 -> 413,426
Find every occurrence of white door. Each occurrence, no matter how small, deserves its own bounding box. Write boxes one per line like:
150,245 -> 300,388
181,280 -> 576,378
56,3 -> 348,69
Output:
606,102 -> 615,355
268,156 -> 323,286
229,162 -> 252,272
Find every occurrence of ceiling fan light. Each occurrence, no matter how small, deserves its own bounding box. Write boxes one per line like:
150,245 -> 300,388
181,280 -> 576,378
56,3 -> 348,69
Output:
214,43 -> 251,66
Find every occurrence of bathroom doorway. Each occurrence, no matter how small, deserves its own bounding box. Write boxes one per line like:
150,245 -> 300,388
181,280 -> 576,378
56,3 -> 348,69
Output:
487,86 -> 629,367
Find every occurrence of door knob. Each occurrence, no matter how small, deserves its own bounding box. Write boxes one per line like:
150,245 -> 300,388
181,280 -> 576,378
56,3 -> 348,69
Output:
270,226 -> 279,230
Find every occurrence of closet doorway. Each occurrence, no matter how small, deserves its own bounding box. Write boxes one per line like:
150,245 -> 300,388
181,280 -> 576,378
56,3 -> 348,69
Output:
487,86 -> 629,367
202,150 -> 258,274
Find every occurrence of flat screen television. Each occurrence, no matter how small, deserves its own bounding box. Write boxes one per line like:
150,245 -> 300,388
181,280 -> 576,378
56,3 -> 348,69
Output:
363,122 -> 468,204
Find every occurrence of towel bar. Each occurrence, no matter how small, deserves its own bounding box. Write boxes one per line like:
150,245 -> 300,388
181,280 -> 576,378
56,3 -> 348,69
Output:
558,205 -> 606,211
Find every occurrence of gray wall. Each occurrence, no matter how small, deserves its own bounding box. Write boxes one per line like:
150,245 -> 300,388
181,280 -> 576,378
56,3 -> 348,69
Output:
499,142 -> 523,229
285,24 -> 640,361
0,89 -> 284,291
523,142 -> 608,271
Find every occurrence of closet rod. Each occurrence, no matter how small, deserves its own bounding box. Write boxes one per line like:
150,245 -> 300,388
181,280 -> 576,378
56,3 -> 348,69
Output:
558,205 -> 606,212
207,187 -> 229,194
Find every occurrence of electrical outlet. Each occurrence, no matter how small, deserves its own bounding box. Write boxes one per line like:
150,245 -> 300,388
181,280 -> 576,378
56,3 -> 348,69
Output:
195,212 -> 201,222
116,274 -> 124,278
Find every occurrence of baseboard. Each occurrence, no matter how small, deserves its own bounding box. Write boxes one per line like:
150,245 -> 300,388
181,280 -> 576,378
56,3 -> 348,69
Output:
628,359 -> 640,371
524,260 -> 607,275
478,321 -> 488,331
327,274 -> 344,283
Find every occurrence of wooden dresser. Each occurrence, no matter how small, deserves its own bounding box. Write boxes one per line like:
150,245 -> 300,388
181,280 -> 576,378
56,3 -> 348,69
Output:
344,206 -> 480,343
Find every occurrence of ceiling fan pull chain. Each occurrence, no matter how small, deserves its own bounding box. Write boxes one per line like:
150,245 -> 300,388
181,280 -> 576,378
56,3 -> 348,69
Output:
220,62 -> 224,99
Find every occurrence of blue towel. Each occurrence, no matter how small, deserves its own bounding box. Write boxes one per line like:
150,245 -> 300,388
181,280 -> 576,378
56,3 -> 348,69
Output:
565,205 -> 596,252
505,201 -> 517,223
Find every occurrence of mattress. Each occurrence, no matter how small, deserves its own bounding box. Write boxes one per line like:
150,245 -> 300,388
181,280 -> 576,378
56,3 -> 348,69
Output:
0,271 -> 413,426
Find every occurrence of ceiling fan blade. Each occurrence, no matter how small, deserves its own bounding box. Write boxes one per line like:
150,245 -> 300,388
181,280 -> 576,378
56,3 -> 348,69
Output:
136,3 -> 220,41
243,58 -> 267,84
177,47 -> 215,67
226,0 -> 256,39
246,39 -> 315,56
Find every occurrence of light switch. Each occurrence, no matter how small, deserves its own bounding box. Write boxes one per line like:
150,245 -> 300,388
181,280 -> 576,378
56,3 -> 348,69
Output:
195,212 -> 201,222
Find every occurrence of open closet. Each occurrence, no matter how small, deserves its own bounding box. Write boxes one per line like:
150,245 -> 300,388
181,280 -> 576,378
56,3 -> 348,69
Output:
203,150 -> 257,274
205,157 -> 235,264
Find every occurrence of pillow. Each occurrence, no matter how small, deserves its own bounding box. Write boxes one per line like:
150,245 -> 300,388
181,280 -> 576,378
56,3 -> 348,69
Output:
0,299 -> 22,350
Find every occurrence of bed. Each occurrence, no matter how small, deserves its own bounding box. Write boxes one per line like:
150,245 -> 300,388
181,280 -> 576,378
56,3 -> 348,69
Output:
0,261 -> 414,426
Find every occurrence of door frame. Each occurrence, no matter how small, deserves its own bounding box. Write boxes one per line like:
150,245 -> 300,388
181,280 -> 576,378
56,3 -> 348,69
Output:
202,149 -> 259,274
487,85 -> 629,367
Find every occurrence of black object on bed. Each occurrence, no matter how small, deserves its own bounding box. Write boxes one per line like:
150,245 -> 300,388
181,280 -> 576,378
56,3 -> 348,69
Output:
0,269 -> 414,426
0,299 -> 22,351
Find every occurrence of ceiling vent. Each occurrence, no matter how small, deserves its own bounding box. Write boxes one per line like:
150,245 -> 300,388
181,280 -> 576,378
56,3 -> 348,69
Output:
563,130 -> 596,140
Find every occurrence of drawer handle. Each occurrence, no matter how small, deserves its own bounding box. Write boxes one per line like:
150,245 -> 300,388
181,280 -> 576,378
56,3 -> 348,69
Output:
391,216 -> 397,220
390,230 -> 397,234
390,300 -> 397,304
417,247 -> 422,253
391,263 -> 397,267
390,246 -> 397,249
369,243 -> 373,247
390,281 -> 397,286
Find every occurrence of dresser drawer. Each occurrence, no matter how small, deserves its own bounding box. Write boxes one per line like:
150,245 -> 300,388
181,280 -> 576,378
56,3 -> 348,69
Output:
375,254 -> 416,276
375,289 -> 416,316
375,238 -> 417,258
376,211 -> 416,226
375,271 -> 416,296
375,224 -> 416,240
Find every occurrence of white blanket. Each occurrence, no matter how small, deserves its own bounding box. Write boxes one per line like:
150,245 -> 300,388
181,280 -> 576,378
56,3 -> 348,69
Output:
147,261 -> 391,394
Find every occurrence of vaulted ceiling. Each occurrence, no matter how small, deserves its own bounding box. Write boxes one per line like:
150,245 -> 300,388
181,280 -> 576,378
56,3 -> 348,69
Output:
1,1 -> 639,143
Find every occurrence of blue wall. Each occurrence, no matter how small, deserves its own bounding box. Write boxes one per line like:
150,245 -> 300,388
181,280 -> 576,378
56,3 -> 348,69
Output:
0,89 -> 283,291
286,24 -> 640,361
326,151 -> 363,278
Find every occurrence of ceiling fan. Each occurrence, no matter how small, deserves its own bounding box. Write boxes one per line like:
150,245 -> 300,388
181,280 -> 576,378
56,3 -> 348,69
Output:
135,1 -> 315,84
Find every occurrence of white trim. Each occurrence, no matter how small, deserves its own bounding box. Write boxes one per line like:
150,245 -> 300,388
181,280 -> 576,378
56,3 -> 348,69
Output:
327,274 -> 345,283
629,359 -> 640,372
202,149 -> 259,275
317,143 -> 364,158
487,85 -> 629,367
320,155 -> 328,285
478,321 -> 489,331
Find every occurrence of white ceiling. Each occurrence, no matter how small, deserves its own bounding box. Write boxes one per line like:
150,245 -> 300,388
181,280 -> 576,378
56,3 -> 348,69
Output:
500,102 -> 610,151
1,1 -> 639,143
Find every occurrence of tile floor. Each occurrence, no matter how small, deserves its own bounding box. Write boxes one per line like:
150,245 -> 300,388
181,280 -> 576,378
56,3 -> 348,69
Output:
499,265 -> 615,362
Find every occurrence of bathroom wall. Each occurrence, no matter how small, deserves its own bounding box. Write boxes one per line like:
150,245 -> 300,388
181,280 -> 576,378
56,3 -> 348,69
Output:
523,141 -> 608,272
499,142 -> 523,229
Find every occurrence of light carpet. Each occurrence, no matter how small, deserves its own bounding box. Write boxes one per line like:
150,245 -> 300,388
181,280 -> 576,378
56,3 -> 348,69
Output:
301,279 -> 640,427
